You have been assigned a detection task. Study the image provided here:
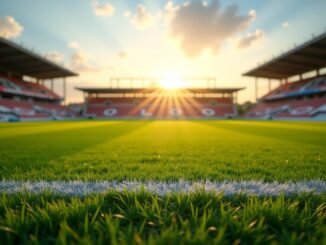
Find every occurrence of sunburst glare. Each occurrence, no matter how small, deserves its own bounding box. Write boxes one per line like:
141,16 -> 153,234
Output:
159,72 -> 185,89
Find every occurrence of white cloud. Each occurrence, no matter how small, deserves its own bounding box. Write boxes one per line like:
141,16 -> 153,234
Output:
166,0 -> 256,57
93,1 -> 115,17
124,11 -> 132,18
44,51 -> 64,63
237,29 -> 265,50
0,16 -> 23,39
68,41 -> 80,49
127,4 -> 158,29
164,1 -> 179,25
117,51 -> 128,59
249,9 -> 256,21
282,21 -> 289,28
70,51 -> 101,72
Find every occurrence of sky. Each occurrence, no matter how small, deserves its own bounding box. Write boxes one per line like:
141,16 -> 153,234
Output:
0,0 -> 325,103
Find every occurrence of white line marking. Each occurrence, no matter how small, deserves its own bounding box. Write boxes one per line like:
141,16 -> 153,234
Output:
0,180 -> 325,196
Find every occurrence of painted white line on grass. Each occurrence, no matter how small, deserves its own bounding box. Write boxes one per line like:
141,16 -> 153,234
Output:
0,180 -> 325,196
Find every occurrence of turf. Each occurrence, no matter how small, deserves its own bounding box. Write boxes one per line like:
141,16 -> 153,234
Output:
0,192 -> 325,245
0,120 -> 325,181
0,120 -> 325,244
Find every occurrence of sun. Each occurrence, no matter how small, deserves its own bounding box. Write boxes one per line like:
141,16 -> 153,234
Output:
159,72 -> 184,89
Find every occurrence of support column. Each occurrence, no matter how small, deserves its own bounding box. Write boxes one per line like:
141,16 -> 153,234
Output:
51,79 -> 54,91
317,69 -> 320,76
268,78 -> 271,92
255,77 -> 258,101
63,77 -> 66,105
233,92 -> 238,116
82,92 -> 88,117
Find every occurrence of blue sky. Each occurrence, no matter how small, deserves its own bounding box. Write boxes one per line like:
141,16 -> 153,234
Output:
0,0 -> 325,102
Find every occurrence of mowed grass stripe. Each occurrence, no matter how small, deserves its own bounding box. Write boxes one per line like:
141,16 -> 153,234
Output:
195,120 -> 326,146
0,120 -> 325,181
1,180 -> 325,196
0,121 -> 121,139
212,120 -> 326,131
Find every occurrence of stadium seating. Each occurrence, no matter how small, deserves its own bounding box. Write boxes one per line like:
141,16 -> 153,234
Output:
85,97 -> 235,118
262,76 -> 326,101
247,98 -> 325,118
246,75 -> 326,119
0,99 -> 76,121
0,99 -> 47,120
0,74 -> 76,121
0,75 -> 60,100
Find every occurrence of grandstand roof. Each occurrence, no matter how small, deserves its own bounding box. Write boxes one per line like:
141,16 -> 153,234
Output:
243,31 -> 326,79
76,87 -> 244,93
0,37 -> 77,79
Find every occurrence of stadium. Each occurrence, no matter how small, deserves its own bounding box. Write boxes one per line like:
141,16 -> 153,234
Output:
0,1 -> 325,244
1,32 -> 325,121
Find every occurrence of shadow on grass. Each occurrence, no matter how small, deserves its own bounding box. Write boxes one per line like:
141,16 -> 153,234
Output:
194,120 -> 326,147
0,121 -> 152,174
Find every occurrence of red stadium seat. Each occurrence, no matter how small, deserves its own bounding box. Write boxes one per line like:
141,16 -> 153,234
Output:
0,73 -> 77,121
247,98 -> 326,119
0,98 -> 76,120
246,75 -> 326,119
0,75 -> 61,100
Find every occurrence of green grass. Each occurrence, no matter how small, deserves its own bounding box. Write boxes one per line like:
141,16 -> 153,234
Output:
0,192 -> 325,245
0,120 -> 325,181
0,120 -> 325,244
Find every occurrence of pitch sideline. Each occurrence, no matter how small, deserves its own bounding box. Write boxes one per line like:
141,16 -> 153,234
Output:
0,180 -> 325,196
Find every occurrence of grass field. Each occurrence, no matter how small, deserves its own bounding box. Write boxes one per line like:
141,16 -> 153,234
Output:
1,120 -> 325,181
0,120 -> 325,244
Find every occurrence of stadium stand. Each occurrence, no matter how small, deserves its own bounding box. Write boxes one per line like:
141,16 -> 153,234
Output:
243,31 -> 326,120
77,80 -> 243,119
0,37 -> 77,121
0,74 -> 60,100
